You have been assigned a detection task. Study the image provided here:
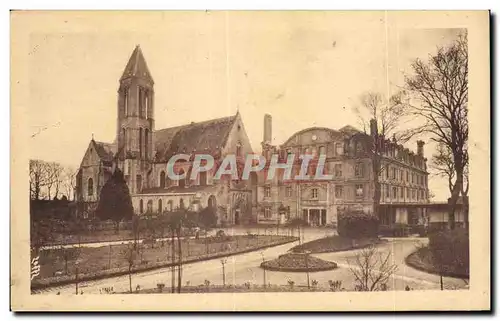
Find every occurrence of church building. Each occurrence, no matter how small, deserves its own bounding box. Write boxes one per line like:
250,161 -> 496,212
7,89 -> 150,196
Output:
75,45 -> 257,225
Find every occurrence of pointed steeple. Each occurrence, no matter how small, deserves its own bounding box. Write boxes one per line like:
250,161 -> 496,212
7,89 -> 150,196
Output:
120,45 -> 154,83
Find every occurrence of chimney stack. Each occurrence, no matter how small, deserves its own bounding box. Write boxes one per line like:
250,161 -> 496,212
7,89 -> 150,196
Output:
263,114 -> 272,144
369,119 -> 378,137
417,140 -> 425,156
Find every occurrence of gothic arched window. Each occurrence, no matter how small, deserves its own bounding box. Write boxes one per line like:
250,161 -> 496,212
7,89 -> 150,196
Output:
87,178 -> 93,196
160,171 -> 166,188
139,199 -> 144,214
158,199 -> 163,214
139,128 -> 143,159
145,129 -> 149,160
178,169 -> 186,188
179,198 -> 185,210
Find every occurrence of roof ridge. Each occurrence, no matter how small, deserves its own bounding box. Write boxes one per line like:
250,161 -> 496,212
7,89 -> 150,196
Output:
154,114 -> 237,133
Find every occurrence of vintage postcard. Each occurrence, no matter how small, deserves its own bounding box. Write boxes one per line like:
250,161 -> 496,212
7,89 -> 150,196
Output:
11,10 -> 490,311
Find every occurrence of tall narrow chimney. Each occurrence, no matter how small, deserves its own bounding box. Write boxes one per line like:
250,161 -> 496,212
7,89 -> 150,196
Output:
369,119 -> 378,137
263,114 -> 272,143
417,140 -> 425,156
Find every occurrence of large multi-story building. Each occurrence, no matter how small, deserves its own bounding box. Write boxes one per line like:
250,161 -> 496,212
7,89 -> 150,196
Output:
75,45 -> 431,228
75,46 -> 257,225
255,115 -> 430,227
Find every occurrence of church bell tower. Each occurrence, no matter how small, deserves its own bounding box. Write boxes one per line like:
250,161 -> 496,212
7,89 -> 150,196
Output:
116,45 -> 155,194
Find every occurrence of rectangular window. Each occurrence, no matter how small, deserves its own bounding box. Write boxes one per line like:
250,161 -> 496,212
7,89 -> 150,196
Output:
385,185 -> 390,199
386,166 -> 390,179
335,186 -> 343,198
400,186 -> 404,198
335,143 -> 343,156
400,170 -> 404,181
406,187 -> 409,199
355,163 -> 364,177
392,167 -> 396,179
355,184 -> 364,197
264,186 -> 271,198
335,164 -> 342,177
264,207 -> 271,218
286,186 -> 292,197
311,188 -> 318,199
406,171 -> 409,182
392,187 -> 397,199
412,189 -> 416,200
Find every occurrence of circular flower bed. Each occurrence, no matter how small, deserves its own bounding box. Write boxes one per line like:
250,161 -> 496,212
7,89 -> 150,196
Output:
260,252 -> 338,272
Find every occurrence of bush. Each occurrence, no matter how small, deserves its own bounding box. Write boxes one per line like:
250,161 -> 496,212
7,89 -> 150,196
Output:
428,228 -> 469,276
337,211 -> 379,239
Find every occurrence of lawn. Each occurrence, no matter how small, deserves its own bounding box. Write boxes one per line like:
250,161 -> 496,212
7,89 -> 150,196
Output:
290,235 -> 382,254
43,228 -> 198,246
33,234 -> 297,289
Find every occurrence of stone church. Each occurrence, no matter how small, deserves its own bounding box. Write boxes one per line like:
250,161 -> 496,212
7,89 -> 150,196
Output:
75,46 -> 257,225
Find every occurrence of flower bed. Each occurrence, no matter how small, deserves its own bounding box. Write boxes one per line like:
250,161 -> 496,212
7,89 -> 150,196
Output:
260,252 -> 337,272
405,246 -> 470,279
290,235 -> 383,254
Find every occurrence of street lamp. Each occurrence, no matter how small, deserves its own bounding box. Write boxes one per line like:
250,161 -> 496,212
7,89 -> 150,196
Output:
221,258 -> 228,287
74,260 -> 80,295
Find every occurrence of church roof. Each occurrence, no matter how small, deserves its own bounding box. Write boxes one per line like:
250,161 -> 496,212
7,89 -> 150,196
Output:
153,114 -> 238,162
92,140 -> 116,162
120,45 -> 154,83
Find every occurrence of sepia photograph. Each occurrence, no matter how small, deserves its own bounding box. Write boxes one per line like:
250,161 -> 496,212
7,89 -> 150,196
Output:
10,10 -> 490,311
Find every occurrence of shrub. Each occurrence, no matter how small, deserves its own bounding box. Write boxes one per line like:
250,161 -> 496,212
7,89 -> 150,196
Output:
337,211 -> 379,239
428,228 -> 469,276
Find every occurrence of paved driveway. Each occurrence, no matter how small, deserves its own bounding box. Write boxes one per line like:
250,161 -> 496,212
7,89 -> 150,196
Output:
33,228 -> 467,294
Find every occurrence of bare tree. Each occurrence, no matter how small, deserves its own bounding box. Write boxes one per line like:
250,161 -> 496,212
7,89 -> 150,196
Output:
122,246 -> 137,293
431,143 -> 455,194
29,159 -> 50,200
404,32 -> 468,229
347,245 -> 398,291
63,167 -> 77,200
351,91 -> 407,218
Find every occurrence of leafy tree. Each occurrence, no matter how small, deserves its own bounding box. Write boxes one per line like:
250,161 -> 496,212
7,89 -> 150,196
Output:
95,168 -> 134,233
197,206 -> 218,228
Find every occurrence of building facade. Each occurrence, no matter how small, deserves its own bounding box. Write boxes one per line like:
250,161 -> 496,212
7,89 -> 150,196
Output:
75,46 -> 257,225
255,115 -> 431,227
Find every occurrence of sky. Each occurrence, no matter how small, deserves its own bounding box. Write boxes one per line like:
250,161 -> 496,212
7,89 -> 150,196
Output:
25,11 -> 463,201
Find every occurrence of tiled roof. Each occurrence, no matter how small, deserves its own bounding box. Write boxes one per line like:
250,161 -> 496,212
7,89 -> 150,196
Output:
153,115 -> 237,162
120,45 -> 153,83
92,140 -> 116,162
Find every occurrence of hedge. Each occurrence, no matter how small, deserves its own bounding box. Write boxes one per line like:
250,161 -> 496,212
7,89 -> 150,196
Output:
337,211 -> 379,239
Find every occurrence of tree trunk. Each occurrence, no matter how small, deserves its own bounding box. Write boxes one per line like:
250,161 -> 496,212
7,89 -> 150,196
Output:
177,228 -> 182,293
448,172 -> 463,230
463,195 -> 469,231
